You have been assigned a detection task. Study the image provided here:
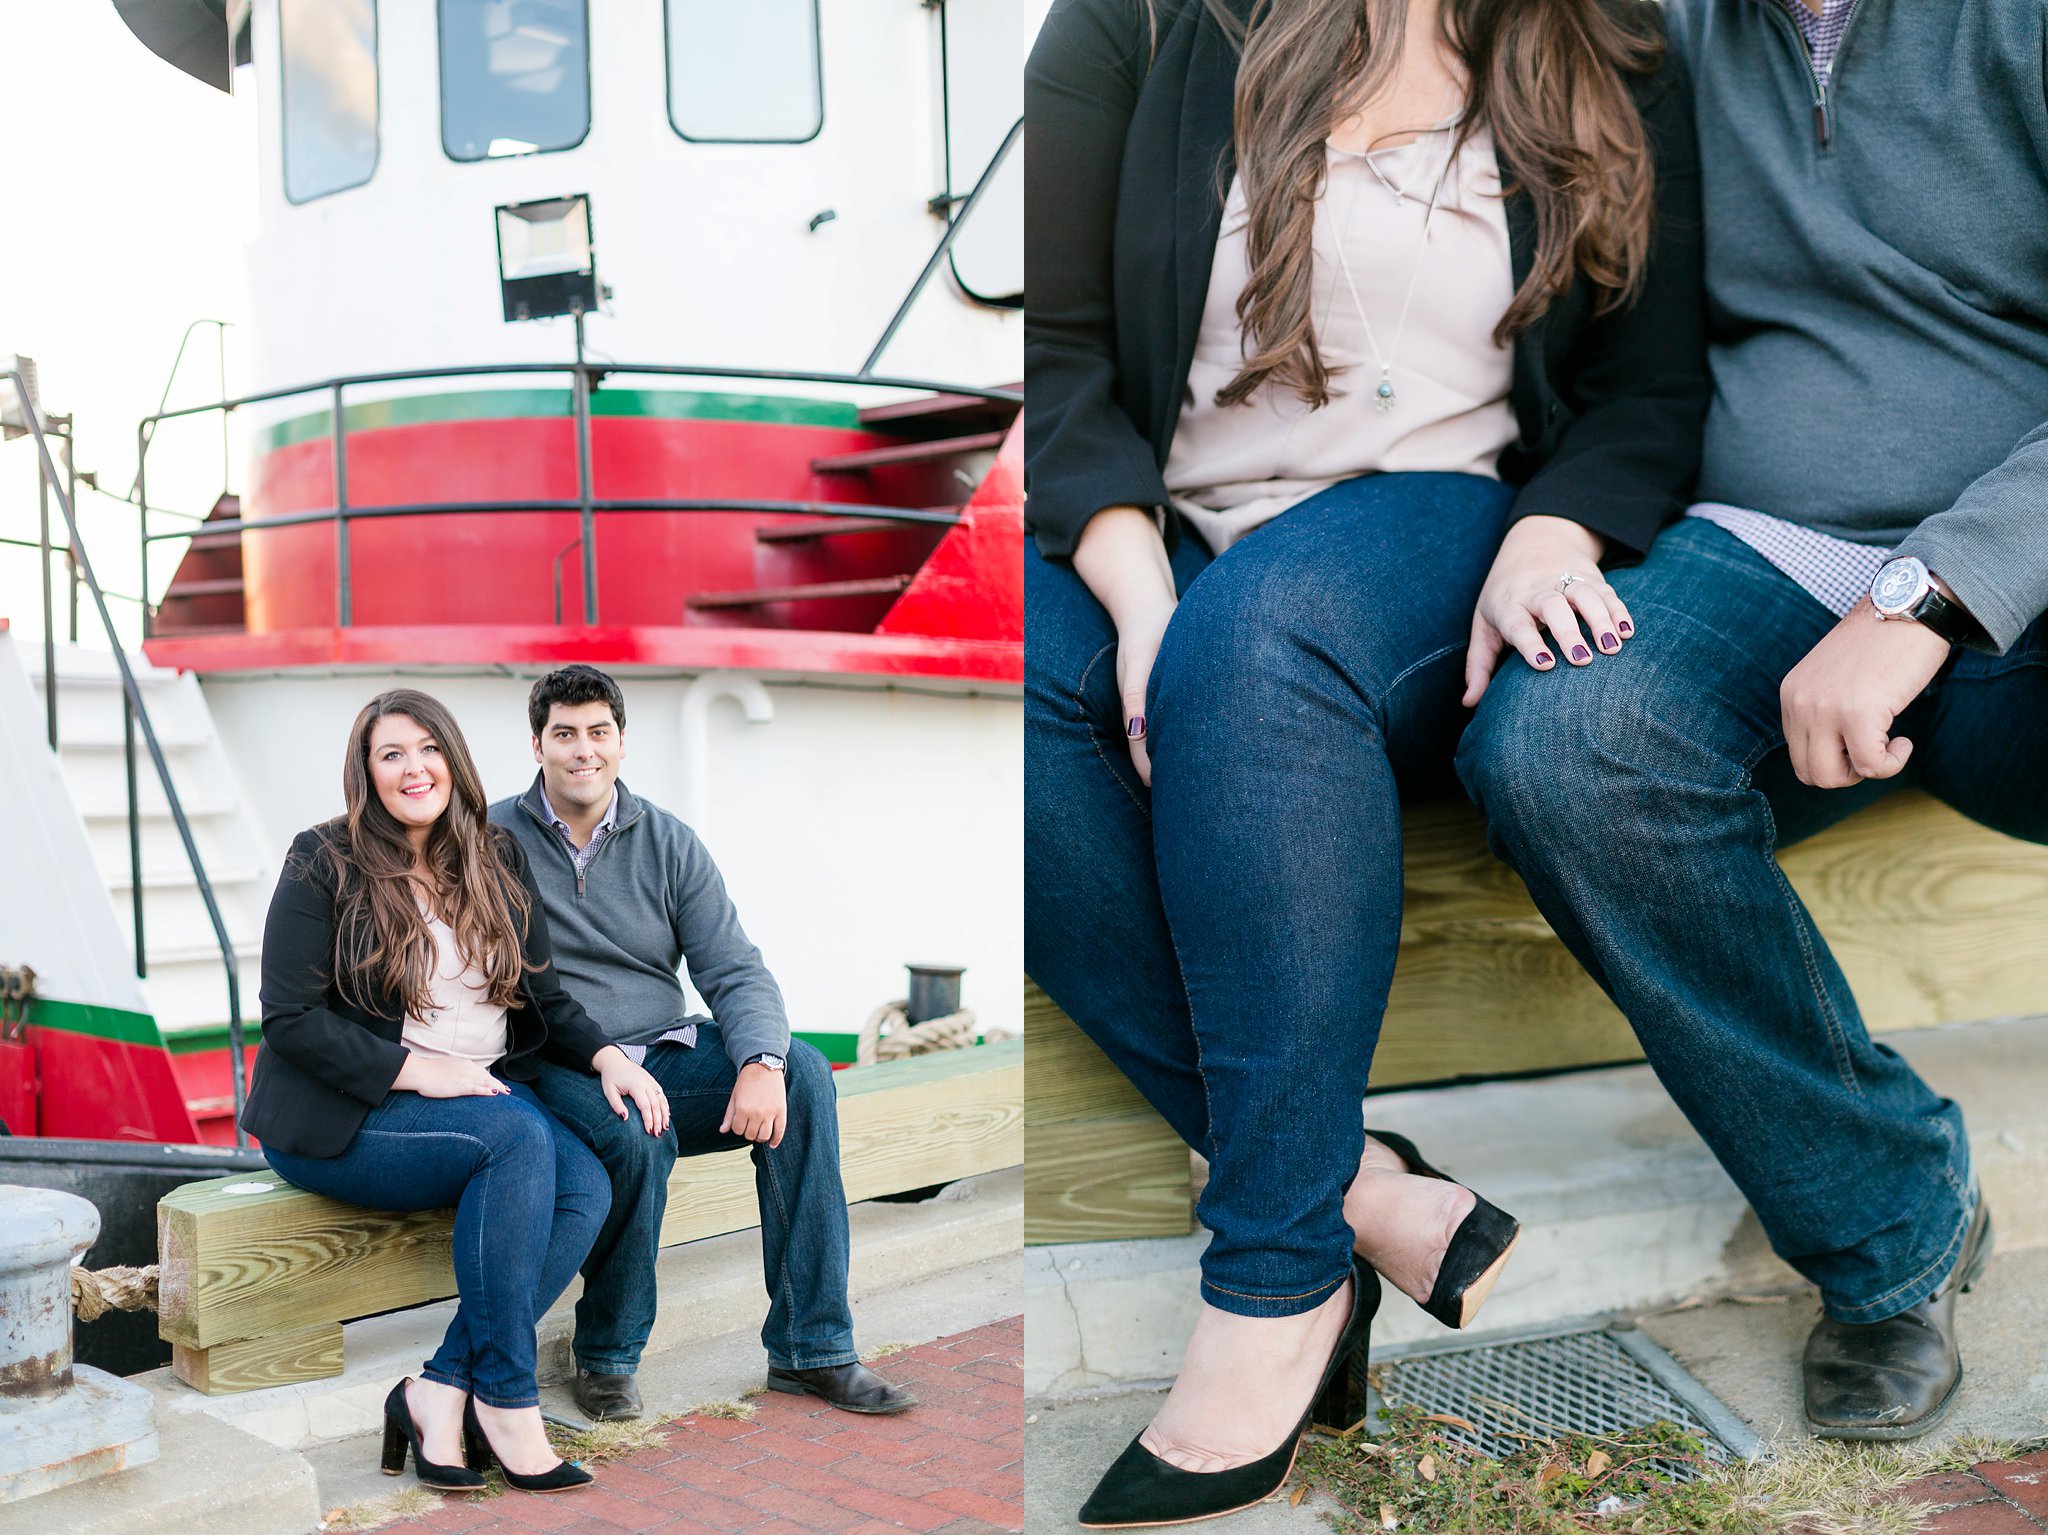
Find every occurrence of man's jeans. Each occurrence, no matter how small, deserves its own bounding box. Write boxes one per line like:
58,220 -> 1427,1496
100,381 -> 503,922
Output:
529,1024 -> 855,1372
1026,472 -> 1516,1318
263,1079 -> 610,1408
1459,517 -> 2048,1322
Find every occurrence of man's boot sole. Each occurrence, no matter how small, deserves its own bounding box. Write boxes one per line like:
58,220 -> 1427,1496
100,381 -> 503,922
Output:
765,1375 -> 917,1415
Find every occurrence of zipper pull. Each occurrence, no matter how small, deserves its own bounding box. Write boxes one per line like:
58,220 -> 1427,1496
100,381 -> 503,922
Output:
1813,85 -> 1831,148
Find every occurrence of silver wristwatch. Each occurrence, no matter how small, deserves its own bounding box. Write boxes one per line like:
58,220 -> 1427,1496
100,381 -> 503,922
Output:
1870,555 -> 1983,649
743,1052 -> 786,1072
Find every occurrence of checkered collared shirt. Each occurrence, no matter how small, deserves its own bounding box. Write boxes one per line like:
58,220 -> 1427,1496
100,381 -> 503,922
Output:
538,784 -> 617,879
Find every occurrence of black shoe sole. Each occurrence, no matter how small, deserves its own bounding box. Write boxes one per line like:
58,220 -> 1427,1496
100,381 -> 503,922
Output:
1076,1440 -> 1307,1529
765,1375 -> 918,1415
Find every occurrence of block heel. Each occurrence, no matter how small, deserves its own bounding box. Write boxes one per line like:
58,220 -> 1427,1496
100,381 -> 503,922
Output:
380,1378 -> 485,1492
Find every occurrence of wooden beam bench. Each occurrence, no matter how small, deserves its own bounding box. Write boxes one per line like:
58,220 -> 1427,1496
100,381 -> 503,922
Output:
157,1038 -> 1022,1394
1025,791 -> 2048,1245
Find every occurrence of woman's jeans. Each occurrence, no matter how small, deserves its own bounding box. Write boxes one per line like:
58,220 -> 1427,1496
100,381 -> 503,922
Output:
1459,518 -> 2048,1322
1025,471 -> 1515,1317
264,1078 -> 610,1407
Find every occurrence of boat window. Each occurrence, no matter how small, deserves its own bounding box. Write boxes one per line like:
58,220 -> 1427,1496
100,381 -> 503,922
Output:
280,0 -> 379,204
666,0 -> 823,144
439,0 -> 592,162
938,0 -> 1024,304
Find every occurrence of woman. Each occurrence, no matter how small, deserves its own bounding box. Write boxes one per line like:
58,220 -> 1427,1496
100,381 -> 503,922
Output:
241,688 -> 671,1494
1024,0 -> 1706,1522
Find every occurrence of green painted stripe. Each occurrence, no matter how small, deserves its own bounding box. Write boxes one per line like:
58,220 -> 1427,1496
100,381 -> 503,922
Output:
257,387 -> 863,452
162,1020 -> 265,1055
794,1029 -> 860,1065
25,995 -> 167,1050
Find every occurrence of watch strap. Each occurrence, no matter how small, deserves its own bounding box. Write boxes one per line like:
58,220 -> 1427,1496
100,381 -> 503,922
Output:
1910,582 -> 1990,651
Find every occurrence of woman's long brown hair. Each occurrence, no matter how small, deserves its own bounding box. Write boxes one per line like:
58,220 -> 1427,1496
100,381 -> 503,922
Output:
1182,0 -> 1663,409
326,689 -> 533,1016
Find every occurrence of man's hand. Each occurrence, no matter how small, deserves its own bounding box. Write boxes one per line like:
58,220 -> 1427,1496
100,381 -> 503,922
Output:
1780,598 -> 1950,788
721,1061 -> 788,1148
594,1045 -> 671,1136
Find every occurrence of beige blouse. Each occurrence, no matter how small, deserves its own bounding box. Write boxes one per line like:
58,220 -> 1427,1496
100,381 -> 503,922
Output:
400,912 -> 510,1066
1164,122 -> 1518,553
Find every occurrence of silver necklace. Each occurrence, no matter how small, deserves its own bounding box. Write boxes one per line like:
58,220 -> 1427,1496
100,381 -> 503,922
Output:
1358,124 -> 1448,206
1331,131 -> 1458,412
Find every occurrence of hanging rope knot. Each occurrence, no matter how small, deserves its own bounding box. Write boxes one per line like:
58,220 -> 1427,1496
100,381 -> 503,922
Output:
71,1263 -> 160,1321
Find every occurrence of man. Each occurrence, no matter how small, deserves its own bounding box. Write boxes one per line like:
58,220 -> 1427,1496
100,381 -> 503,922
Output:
1457,0 -> 2048,1441
490,665 -> 915,1420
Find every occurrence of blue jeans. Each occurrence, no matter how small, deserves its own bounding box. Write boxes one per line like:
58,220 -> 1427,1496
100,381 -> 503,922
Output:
528,1025 -> 855,1373
1026,472 -> 1517,1317
263,1078 -> 610,1407
1458,517 -> 2048,1322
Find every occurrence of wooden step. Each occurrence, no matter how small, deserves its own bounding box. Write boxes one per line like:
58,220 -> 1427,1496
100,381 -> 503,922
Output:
810,430 -> 1008,474
755,514 -> 958,544
686,575 -> 913,610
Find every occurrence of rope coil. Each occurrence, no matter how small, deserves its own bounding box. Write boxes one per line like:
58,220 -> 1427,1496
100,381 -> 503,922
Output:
71,1263 -> 160,1320
857,1000 -> 977,1065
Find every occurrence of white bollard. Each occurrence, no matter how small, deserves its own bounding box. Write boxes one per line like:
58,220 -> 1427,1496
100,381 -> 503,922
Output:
0,1185 -> 158,1504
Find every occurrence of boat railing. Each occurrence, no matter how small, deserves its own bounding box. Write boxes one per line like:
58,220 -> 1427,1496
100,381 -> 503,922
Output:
133,117 -> 1023,634
5,365 -> 251,1147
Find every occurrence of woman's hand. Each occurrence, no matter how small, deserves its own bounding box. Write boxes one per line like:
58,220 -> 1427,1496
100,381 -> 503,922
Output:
394,1053 -> 509,1099
1070,505 -> 1180,785
1463,516 -> 1631,707
594,1045 -> 671,1136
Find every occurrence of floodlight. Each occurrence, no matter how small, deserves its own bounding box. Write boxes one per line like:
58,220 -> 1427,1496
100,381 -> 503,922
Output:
495,195 -> 598,322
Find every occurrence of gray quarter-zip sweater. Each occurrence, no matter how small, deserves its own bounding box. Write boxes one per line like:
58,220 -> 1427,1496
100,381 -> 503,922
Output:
491,777 -> 790,1071
1667,0 -> 2048,652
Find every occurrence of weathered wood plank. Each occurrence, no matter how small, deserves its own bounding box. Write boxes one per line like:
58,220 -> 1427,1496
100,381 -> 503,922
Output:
1024,982 -> 1154,1125
1024,1116 -> 1193,1244
160,1041 -> 1022,1357
172,1323 -> 344,1395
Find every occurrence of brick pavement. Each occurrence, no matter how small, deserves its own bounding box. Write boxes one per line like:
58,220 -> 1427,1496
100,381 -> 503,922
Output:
368,1317 -> 1022,1535
1886,1447 -> 2048,1534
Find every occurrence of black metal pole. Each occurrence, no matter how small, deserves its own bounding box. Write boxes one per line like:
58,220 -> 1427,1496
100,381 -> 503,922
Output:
136,422 -> 152,639
860,116 -> 1021,378
332,381 -> 351,627
124,691 -> 145,978
573,307 -> 597,624
217,321 -> 231,499
64,432 -> 79,643
37,456 -> 56,751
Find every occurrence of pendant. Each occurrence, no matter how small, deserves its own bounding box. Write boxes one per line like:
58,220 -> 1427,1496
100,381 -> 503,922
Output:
1375,374 -> 1396,413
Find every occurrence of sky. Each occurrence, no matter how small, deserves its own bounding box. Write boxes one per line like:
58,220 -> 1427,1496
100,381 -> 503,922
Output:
0,4 -> 258,651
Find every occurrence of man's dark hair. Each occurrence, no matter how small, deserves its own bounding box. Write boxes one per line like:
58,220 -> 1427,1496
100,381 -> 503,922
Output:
528,665 -> 626,737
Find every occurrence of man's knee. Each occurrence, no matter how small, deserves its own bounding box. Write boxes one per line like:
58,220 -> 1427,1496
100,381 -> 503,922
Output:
584,1098 -> 680,1180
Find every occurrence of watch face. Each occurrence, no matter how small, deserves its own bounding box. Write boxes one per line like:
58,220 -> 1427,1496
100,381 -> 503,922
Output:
1873,557 -> 1928,616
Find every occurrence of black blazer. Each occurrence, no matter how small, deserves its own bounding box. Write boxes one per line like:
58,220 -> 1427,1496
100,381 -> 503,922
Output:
241,823 -> 612,1158
1024,0 -> 1708,560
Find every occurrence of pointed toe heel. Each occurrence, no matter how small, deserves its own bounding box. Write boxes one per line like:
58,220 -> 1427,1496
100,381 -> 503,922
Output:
1077,1260 -> 1382,1528
381,1378 -> 485,1492
1364,1128 -> 1521,1331
462,1396 -> 595,1492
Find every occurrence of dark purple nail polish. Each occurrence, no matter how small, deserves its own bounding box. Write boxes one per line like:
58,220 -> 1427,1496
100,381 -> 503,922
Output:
1601,632 -> 1618,651
1127,716 -> 1147,739
1535,652 -> 1554,667
1618,621 -> 1633,637
1571,645 -> 1591,663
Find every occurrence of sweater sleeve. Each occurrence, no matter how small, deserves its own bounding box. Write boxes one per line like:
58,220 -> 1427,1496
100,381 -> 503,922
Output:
1892,420 -> 2048,654
258,829 -> 409,1108
1506,20 -> 1710,559
1024,0 -> 1177,559
667,822 -> 790,1071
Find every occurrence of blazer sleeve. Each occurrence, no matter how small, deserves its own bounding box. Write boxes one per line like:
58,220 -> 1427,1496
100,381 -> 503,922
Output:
1507,34 -> 1710,559
500,833 -> 611,1072
1025,0 -> 1178,558
259,829 -> 410,1108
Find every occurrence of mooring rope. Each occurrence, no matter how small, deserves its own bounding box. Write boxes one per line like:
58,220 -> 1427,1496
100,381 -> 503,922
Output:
857,1000 -> 978,1066
71,1264 -> 160,1320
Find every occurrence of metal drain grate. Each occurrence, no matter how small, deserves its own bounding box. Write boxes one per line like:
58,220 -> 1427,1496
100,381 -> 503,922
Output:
1369,1323 -> 1761,1482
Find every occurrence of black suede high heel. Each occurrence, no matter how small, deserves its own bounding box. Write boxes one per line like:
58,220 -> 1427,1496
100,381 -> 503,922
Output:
1077,1257 -> 1382,1528
462,1396 -> 595,1493
1364,1128 -> 1520,1330
379,1378 -> 486,1491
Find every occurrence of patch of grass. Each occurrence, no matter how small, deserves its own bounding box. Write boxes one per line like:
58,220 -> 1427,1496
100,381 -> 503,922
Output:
867,1339 -> 917,1358
683,1398 -> 760,1421
1299,1404 -> 2032,1535
547,1415 -> 670,1464
320,1485 -> 442,1530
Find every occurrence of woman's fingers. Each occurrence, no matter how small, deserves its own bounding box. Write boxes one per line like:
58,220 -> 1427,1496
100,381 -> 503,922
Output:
1538,593 -> 1594,664
1565,582 -> 1625,656
601,1073 -> 629,1120
1462,614 -> 1506,707
1495,604 -> 1561,678
1123,685 -> 1152,786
